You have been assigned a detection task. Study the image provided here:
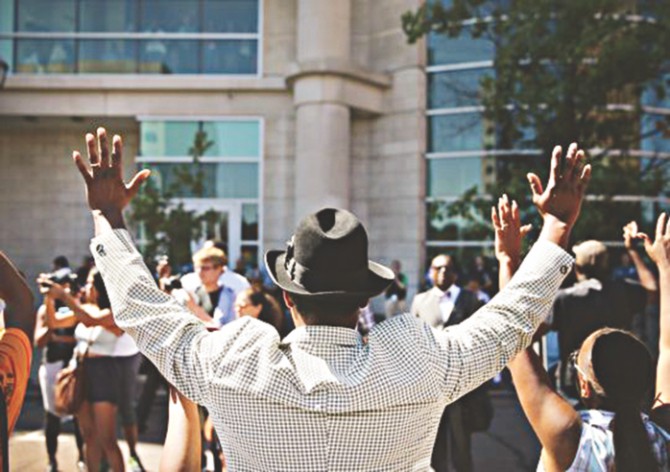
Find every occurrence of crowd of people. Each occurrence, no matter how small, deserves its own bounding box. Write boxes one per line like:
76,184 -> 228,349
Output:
0,128 -> 668,472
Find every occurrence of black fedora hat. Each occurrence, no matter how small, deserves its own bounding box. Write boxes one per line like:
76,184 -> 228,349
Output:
265,208 -> 394,297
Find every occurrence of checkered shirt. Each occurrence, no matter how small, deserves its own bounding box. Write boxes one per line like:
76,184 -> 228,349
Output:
91,230 -> 572,471
538,410 -> 670,471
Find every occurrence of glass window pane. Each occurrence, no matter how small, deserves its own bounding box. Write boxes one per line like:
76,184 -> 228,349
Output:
214,163 -> 258,198
426,201 -> 492,242
79,0 -> 138,32
429,114 -> 484,152
139,40 -> 199,74
142,162 -> 258,199
15,39 -> 75,73
0,1 -> 14,32
241,203 -> 258,240
428,27 -> 494,66
202,121 -> 260,158
427,158 -> 483,197
141,1 -> 199,33
428,68 -> 493,109
203,0 -> 259,33
79,40 -> 137,73
141,121 -> 200,157
0,40 -> 12,71
641,114 -> 670,154
18,0 -> 75,32
202,40 -> 256,74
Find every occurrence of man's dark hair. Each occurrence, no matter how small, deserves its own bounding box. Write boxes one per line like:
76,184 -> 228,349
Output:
53,256 -> 70,269
287,293 -> 368,327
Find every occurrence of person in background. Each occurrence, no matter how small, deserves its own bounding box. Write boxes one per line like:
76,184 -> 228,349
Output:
494,192 -> 670,471
547,224 -> 658,400
180,241 -> 250,299
35,271 -> 85,472
234,286 -> 285,336
76,256 -> 95,287
411,253 -> 486,472
384,260 -> 408,318
0,251 -> 35,472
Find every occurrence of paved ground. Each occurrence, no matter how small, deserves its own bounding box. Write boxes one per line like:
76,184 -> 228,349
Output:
10,379 -> 540,471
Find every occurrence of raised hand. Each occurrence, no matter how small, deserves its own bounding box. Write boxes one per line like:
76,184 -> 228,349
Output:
491,194 -> 532,267
73,127 -> 150,219
634,213 -> 670,270
526,143 -> 591,228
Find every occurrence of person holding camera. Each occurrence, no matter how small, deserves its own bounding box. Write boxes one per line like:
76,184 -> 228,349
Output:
34,269 -> 85,472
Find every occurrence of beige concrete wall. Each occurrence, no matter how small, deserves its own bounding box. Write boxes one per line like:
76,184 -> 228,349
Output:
0,118 -> 139,291
359,0 -> 426,298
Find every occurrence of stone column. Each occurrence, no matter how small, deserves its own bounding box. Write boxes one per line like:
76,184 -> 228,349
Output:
293,0 -> 352,221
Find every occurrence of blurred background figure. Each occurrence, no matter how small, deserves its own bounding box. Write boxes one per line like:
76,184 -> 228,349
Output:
34,268 -> 85,472
384,260 -> 408,318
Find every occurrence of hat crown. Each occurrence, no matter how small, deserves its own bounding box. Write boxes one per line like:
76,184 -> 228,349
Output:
291,208 -> 368,272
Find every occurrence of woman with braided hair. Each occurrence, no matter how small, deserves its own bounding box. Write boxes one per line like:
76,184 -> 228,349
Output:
492,195 -> 670,472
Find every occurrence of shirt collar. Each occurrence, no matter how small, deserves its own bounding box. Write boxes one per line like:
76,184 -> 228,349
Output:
280,325 -> 362,348
431,284 -> 460,300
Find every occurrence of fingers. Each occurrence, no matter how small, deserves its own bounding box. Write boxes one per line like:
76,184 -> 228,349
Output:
97,127 -> 110,168
73,151 -> 92,183
520,224 -> 533,237
126,169 -> 152,199
656,213 -> 667,241
86,133 -> 98,166
548,145 -> 562,185
511,199 -> 520,226
564,142 -> 578,178
111,135 -> 123,175
491,206 -> 500,230
526,173 -> 543,202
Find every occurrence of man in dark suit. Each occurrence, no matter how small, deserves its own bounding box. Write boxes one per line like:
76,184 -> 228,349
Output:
411,254 -> 485,472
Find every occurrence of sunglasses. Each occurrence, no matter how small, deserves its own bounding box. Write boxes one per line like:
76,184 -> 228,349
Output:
569,349 -> 596,384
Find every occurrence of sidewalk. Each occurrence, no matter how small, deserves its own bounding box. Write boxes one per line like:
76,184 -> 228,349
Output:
9,430 -> 163,471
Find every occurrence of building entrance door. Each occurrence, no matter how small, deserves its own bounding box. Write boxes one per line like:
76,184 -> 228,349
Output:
177,198 -> 242,270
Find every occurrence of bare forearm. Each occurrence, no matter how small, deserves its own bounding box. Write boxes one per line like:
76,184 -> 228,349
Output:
498,258 -> 518,291
538,216 -> 571,249
508,349 -> 581,469
629,249 -> 658,292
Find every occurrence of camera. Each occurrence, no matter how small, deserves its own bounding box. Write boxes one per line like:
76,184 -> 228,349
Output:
162,275 -> 182,293
40,271 -> 79,290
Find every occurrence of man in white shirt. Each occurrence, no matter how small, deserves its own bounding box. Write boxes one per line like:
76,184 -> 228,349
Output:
411,254 -> 484,472
72,128 -> 589,471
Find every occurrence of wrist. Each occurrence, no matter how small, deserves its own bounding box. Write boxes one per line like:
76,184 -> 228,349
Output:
92,209 -> 126,234
539,215 -> 572,248
497,255 -> 520,269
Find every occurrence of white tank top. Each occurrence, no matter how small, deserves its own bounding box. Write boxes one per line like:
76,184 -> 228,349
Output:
75,323 -> 118,356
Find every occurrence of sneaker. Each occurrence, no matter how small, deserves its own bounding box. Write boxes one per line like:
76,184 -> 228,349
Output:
127,455 -> 146,472
76,460 -> 87,472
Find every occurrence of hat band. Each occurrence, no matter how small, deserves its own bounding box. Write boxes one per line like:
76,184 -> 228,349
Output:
285,256 -> 369,292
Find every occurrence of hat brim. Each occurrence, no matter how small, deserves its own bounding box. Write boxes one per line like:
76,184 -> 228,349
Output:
264,250 -> 394,298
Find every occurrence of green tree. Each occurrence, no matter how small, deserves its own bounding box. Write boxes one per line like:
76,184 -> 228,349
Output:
404,0 -> 670,242
129,129 -> 215,268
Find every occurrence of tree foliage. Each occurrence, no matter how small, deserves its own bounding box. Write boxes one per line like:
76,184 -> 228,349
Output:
404,0 -> 670,242
129,129 -> 216,268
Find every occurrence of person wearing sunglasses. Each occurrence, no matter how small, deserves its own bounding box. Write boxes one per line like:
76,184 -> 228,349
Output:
493,196 -> 670,471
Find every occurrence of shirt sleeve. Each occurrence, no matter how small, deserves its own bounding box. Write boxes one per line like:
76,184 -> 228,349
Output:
90,229 -> 262,404
424,240 -> 574,403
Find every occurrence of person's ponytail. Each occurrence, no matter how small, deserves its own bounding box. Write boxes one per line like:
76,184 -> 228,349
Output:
589,329 -> 658,472
611,402 -> 657,472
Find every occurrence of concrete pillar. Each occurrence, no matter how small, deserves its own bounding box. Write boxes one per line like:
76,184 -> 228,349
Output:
294,102 -> 351,218
293,0 -> 352,221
